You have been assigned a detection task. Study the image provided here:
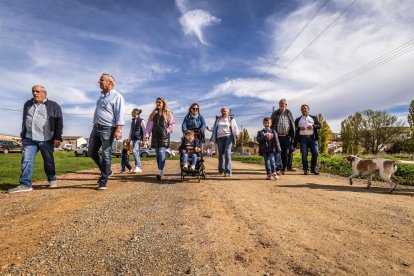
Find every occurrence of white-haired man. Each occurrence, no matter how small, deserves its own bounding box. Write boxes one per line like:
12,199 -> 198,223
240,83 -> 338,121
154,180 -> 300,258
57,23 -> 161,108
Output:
8,85 -> 63,193
88,73 -> 125,190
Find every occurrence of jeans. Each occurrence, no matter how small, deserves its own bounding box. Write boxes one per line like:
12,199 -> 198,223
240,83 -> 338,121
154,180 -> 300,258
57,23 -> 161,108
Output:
88,126 -> 115,184
155,146 -> 166,171
121,153 -> 132,171
182,152 -> 198,165
263,152 -> 276,175
19,138 -> 56,188
278,135 -> 291,171
299,135 -> 319,172
216,135 -> 233,175
131,139 -> 141,168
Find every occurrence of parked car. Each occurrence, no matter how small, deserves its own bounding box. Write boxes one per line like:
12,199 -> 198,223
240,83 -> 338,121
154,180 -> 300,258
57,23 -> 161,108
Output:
0,140 -> 23,154
140,147 -> 175,158
62,144 -> 73,151
75,142 -> 123,157
74,143 -> 88,157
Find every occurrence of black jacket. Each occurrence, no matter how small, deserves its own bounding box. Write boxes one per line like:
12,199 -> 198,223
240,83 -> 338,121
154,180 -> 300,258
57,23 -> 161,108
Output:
257,129 -> 281,156
294,115 -> 321,144
20,99 -> 63,141
130,117 -> 144,141
151,113 -> 170,148
270,109 -> 295,141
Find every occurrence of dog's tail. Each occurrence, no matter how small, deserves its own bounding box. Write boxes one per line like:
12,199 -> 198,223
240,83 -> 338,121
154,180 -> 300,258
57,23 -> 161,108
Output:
395,160 -> 414,165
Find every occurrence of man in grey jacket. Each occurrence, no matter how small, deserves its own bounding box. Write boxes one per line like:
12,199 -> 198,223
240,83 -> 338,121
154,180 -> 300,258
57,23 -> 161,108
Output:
8,85 -> 63,193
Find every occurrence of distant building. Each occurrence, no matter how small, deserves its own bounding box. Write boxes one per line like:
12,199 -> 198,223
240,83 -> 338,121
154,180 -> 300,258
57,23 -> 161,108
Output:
61,136 -> 88,149
237,141 -> 259,155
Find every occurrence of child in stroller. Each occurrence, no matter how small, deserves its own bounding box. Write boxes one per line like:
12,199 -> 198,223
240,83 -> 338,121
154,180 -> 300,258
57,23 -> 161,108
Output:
179,129 -> 206,181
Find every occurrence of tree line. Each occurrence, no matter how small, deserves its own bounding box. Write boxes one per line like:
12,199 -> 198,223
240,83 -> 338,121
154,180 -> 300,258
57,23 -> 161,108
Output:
236,100 -> 414,155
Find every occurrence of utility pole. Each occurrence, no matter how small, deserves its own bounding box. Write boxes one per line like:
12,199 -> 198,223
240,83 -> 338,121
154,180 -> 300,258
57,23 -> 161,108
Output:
240,125 -> 243,154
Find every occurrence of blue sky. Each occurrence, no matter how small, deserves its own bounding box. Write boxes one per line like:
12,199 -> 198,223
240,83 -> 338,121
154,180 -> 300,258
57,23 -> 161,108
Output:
1,0 -> 413,142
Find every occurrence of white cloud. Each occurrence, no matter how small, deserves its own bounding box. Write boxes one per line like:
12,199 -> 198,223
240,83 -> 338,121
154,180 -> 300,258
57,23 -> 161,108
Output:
176,0 -> 221,45
203,0 -> 414,134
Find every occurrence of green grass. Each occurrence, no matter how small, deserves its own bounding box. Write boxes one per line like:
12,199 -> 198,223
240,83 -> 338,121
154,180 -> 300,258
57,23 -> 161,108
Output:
0,151 -> 135,191
232,153 -> 414,185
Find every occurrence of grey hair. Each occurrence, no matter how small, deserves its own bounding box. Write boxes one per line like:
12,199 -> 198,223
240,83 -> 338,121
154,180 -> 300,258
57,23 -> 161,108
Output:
221,107 -> 229,112
279,98 -> 287,105
32,85 -> 47,93
101,73 -> 115,86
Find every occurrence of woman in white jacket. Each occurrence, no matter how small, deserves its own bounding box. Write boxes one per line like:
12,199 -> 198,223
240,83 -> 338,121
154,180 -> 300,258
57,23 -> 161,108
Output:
210,107 -> 239,177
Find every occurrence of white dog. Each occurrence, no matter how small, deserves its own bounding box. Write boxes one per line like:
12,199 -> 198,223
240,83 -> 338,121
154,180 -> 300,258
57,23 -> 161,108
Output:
346,155 -> 414,193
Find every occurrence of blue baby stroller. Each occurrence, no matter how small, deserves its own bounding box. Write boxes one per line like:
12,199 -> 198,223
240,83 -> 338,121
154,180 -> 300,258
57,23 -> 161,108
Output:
179,129 -> 206,182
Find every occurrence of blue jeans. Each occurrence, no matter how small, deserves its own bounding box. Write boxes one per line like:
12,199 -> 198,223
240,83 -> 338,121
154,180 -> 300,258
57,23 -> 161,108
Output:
216,135 -> 233,175
121,153 -> 132,172
299,135 -> 319,172
131,139 -> 141,168
88,126 -> 115,184
155,146 -> 166,171
182,152 -> 198,165
263,152 -> 276,175
19,138 -> 56,188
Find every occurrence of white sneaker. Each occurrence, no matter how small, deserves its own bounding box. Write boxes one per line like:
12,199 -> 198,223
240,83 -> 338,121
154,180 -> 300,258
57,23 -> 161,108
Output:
158,169 -> 163,176
272,173 -> 279,180
134,167 -> 142,173
190,164 -> 196,171
48,180 -> 58,188
183,164 -> 188,170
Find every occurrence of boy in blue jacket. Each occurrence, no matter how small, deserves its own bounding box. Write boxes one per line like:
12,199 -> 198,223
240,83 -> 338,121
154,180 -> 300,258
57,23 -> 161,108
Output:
257,117 -> 281,180
179,130 -> 202,171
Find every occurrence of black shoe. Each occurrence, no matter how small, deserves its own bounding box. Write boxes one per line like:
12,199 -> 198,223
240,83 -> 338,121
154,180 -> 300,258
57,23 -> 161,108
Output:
304,171 -> 309,175
311,170 -> 320,175
98,182 -> 107,190
156,174 -> 162,180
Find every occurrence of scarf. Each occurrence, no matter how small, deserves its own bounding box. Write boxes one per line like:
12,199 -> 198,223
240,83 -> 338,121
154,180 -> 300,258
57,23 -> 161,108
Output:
189,114 -> 199,127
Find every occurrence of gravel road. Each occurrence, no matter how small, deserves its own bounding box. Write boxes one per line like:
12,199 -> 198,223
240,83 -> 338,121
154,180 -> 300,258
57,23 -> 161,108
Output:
1,158 -> 413,275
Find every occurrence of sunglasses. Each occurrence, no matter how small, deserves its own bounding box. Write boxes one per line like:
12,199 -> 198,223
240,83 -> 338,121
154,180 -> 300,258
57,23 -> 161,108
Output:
191,107 -> 199,110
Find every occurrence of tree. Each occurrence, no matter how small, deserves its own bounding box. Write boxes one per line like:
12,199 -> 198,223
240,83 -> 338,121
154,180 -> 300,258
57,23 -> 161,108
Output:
236,128 -> 250,152
341,112 -> 363,154
408,100 -> 414,140
340,109 -> 405,154
317,113 -> 332,155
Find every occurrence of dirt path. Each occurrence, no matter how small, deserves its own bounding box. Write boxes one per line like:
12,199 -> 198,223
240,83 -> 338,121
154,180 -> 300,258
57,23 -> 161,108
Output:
1,158 -> 414,275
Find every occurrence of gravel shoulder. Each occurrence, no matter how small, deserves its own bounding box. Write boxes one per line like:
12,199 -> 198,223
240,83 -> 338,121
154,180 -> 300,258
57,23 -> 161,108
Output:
1,158 -> 414,275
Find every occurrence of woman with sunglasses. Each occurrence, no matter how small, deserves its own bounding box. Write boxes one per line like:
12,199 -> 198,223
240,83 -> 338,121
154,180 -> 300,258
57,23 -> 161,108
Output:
182,103 -> 206,133
210,107 -> 239,177
144,97 -> 175,180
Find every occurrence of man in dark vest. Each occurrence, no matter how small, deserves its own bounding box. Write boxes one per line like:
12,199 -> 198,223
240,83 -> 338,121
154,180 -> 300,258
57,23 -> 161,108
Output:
129,108 -> 146,173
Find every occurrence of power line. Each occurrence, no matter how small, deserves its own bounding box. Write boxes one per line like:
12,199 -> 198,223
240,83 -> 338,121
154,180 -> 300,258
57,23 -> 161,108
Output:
254,0 -> 357,95
263,0 -> 331,74
289,38 -> 414,107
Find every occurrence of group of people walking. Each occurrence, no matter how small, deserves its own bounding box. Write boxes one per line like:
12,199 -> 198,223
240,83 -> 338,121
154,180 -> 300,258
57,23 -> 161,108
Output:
7,73 -> 321,193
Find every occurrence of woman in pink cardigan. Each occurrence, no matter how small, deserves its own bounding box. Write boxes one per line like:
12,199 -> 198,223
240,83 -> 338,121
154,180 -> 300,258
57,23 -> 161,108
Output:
144,97 -> 175,180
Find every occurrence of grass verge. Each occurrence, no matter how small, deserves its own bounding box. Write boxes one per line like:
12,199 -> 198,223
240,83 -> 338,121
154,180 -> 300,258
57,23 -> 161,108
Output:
0,151 -> 164,191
